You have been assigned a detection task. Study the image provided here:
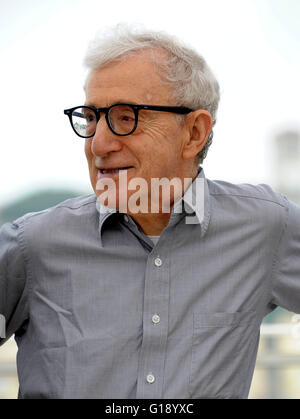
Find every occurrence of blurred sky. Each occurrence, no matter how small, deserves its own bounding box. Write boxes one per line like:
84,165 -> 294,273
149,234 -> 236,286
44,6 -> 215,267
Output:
0,0 -> 299,205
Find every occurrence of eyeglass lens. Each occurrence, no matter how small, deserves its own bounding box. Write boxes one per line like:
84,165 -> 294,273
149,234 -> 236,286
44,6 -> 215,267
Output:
71,105 -> 136,137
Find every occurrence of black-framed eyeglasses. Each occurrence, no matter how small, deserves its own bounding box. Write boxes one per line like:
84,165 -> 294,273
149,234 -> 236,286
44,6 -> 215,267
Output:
64,103 -> 194,138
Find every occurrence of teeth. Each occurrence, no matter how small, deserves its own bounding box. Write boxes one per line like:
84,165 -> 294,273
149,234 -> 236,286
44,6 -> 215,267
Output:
100,167 -> 132,174
102,169 -> 119,174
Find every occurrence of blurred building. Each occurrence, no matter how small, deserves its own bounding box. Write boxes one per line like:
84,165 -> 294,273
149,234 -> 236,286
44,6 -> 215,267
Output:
272,130 -> 300,204
249,129 -> 300,398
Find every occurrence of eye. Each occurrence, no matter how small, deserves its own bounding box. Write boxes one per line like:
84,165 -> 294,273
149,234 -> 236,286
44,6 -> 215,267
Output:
120,114 -> 134,122
108,105 -> 136,134
84,111 -> 96,122
115,108 -> 135,122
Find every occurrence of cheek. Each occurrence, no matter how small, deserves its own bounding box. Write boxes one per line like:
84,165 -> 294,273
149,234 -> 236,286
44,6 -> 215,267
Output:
142,119 -> 170,138
84,139 -> 94,167
84,139 -> 91,157
142,117 -> 183,147
138,123 -> 171,154
84,140 -> 98,188
143,122 -> 182,159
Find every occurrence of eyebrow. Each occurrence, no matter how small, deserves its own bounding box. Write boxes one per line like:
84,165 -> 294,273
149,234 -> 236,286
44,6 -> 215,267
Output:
84,101 -> 96,107
84,100 -> 140,108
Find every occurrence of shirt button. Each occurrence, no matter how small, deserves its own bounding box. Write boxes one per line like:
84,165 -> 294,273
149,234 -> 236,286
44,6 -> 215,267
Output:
154,257 -> 162,267
152,314 -> 161,324
124,215 -> 129,222
146,374 -> 155,384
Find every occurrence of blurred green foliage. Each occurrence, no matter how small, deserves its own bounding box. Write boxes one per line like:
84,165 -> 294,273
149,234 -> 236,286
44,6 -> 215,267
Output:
0,188 -> 88,225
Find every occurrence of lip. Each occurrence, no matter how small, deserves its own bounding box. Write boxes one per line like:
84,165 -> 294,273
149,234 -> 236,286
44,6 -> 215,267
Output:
97,166 -> 134,180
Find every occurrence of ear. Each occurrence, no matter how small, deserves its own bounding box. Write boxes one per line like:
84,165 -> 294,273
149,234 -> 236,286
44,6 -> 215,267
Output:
182,110 -> 213,161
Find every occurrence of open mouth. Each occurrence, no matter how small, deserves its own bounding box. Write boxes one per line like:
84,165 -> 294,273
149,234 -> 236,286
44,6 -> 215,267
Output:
97,166 -> 134,178
100,166 -> 134,174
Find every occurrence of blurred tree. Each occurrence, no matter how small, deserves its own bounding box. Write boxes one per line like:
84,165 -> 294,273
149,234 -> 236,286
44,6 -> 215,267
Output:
0,188 -> 89,225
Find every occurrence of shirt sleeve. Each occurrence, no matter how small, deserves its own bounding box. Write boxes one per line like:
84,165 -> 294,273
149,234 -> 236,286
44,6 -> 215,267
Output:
271,197 -> 300,313
0,220 -> 29,345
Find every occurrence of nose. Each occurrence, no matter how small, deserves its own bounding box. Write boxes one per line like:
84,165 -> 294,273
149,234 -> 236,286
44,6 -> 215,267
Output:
91,117 -> 123,157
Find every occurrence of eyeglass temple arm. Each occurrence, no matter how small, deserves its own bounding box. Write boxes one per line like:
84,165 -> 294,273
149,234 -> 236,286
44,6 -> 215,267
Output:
72,111 -> 84,118
64,109 -> 86,118
137,105 -> 193,114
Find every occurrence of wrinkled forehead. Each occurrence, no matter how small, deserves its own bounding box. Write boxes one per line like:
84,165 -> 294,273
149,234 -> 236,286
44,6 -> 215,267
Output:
84,49 -> 173,105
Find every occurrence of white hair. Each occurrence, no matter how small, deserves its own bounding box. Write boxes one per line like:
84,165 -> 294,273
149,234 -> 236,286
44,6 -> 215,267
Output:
83,24 -> 220,163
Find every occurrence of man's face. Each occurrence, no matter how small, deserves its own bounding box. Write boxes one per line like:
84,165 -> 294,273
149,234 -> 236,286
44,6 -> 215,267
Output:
84,51 -> 192,213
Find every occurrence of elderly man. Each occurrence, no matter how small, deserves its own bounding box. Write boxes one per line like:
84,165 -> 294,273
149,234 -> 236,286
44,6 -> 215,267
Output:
0,26 -> 300,399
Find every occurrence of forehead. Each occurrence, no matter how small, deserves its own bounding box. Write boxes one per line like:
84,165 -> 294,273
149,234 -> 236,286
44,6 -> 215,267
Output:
85,50 -> 173,105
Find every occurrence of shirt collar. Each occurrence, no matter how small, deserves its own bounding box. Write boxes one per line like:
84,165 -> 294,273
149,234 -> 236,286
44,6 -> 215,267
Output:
97,166 -> 211,243
97,201 -> 118,242
171,167 -> 211,237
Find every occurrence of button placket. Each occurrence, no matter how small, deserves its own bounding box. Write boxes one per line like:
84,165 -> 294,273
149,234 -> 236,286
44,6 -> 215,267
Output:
136,247 -> 170,398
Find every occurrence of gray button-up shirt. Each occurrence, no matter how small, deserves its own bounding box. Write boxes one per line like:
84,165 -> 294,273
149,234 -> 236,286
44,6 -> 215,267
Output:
1,168 -> 300,399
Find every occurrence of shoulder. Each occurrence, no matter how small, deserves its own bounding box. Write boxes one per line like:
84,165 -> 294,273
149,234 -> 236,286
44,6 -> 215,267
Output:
207,178 -> 287,208
205,178 -> 290,232
10,194 -> 98,237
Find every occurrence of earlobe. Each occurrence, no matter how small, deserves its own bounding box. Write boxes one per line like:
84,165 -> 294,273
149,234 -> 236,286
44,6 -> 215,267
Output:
182,110 -> 213,160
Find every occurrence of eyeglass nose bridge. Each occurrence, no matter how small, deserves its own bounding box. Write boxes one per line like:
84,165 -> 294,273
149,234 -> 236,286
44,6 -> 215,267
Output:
92,107 -> 119,137
81,107 -> 110,138
92,108 -> 105,134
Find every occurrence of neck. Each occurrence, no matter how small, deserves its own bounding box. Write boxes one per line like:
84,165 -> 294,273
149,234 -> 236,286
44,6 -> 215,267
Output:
129,166 -> 199,236
130,212 -> 172,236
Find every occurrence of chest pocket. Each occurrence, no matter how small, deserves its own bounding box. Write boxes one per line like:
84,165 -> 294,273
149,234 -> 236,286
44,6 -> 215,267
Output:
189,311 -> 257,399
